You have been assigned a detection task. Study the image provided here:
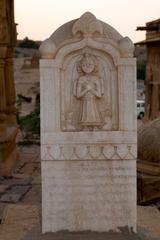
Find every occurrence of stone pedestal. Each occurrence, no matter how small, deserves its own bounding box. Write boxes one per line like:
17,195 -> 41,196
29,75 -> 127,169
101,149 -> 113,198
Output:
40,12 -> 137,233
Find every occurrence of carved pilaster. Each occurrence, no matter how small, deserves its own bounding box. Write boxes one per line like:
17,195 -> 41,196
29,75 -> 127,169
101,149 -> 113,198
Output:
0,0 -> 18,177
0,47 -> 7,134
5,47 -> 16,123
0,0 -> 9,44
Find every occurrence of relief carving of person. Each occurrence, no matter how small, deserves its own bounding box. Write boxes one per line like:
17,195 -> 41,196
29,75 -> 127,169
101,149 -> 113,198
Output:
73,53 -> 104,130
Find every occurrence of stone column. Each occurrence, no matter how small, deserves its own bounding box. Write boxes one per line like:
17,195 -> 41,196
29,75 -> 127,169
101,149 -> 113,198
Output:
0,47 -> 7,134
0,0 -> 18,176
118,58 -> 137,131
5,47 -> 16,124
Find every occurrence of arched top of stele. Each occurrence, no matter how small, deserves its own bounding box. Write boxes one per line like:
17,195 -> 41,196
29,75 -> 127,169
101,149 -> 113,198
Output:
39,12 -> 134,59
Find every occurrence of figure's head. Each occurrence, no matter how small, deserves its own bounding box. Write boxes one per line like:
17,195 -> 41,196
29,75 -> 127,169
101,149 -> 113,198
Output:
81,53 -> 97,74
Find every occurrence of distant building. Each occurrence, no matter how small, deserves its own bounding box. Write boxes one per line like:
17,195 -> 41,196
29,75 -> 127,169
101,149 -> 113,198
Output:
137,19 -> 160,205
137,19 -> 160,119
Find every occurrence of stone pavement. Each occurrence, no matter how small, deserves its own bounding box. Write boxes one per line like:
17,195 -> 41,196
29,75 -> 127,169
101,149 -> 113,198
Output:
0,145 -> 41,240
0,145 -> 160,240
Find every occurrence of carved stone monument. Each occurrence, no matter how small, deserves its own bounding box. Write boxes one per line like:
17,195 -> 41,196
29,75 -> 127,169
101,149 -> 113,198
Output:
40,12 -> 137,233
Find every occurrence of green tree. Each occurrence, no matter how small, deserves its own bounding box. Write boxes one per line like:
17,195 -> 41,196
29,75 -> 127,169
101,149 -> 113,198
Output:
18,37 -> 40,49
137,60 -> 146,80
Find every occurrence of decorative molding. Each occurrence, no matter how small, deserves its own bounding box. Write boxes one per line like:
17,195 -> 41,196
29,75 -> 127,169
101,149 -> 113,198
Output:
39,38 -> 56,59
42,144 -> 137,161
119,37 -> 134,58
72,12 -> 103,37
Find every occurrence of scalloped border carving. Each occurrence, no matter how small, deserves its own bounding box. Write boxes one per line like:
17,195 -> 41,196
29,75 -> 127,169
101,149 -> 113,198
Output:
42,144 -> 137,161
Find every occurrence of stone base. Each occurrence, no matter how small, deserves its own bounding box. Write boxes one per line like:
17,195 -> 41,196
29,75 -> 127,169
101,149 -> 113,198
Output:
42,159 -> 136,233
0,125 -> 19,176
137,160 -> 160,204
23,227 -> 141,240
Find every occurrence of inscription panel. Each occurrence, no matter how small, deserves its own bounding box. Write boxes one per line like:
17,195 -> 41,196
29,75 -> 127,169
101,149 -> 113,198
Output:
42,160 -> 136,232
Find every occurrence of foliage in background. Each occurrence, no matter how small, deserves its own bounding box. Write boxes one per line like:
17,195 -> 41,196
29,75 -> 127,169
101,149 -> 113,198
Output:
137,60 -> 146,80
17,37 -> 41,49
17,96 -> 40,135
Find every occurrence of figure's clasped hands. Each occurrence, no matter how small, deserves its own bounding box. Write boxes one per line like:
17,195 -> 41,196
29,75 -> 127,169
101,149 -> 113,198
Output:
86,84 -> 92,91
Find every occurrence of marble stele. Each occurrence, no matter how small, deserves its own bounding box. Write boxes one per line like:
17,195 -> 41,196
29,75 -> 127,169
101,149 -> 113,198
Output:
39,12 -> 137,233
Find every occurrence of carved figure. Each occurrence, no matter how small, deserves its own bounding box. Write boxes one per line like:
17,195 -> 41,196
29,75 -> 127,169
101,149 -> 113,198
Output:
74,53 -> 104,130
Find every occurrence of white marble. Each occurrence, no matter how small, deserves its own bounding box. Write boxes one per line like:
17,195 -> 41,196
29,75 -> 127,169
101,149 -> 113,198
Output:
40,12 -> 137,233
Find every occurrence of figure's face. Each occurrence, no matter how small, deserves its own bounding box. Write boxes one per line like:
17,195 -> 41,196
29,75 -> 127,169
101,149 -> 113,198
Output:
82,59 -> 95,74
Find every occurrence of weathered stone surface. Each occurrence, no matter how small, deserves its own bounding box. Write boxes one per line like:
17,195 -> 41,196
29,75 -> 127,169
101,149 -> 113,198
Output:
22,185 -> 41,203
137,206 -> 160,240
0,204 -> 40,240
138,118 -> 160,163
0,184 -> 9,193
143,19 -> 160,120
0,203 -> 7,223
42,160 -> 136,232
137,173 -> 160,204
1,177 -> 32,186
138,118 -> 160,203
23,228 -> 141,240
0,0 -> 18,177
0,126 -> 19,176
0,193 -> 22,203
40,12 -> 137,233
17,162 -> 39,175
0,145 -> 159,240
0,185 -> 31,203
22,206 -> 160,240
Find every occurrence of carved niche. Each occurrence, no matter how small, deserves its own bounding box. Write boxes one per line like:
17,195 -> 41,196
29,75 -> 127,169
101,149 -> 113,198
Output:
61,51 -> 118,132
60,13 -> 118,132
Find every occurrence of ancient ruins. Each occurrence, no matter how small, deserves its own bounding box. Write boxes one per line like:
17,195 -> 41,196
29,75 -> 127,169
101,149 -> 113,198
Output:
137,19 -> 160,120
0,0 -> 18,176
40,12 -> 137,233
137,19 -> 160,203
